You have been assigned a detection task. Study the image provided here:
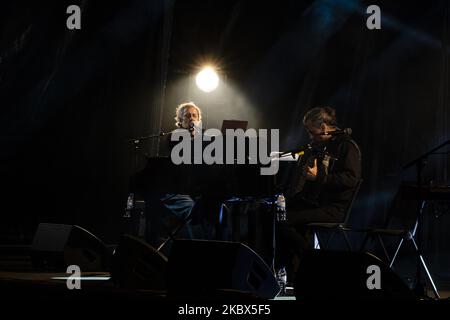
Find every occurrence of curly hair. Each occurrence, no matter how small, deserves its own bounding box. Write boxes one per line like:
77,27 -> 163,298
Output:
174,102 -> 202,128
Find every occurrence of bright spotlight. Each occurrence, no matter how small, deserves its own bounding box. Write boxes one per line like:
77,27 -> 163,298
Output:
196,67 -> 219,92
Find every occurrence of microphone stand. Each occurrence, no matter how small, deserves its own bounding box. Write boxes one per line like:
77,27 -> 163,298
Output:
126,130 -> 175,173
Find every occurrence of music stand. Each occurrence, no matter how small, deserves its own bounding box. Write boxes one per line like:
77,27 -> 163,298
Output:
221,120 -> 248,133
220,120 -> 277,272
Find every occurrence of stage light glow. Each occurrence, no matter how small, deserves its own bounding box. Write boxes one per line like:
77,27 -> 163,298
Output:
196,67 -> 219,92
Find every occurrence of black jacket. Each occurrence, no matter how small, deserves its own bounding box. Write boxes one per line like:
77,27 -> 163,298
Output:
287,134 -> 362,212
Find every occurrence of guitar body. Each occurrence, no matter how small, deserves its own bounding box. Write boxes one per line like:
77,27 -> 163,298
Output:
287,141 -> 333,207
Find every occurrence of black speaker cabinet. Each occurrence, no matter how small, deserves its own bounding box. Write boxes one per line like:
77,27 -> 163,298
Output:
111,234 -> 168,291
167,239 -> 280,299
294,250 -> 417,300
30,223 -> 110,272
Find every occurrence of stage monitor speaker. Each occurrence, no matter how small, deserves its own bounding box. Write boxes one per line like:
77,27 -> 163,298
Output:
110,234 -> 168,291
294,250 -> 416,301
167,239 -> 280,299
30,223 -> 110,272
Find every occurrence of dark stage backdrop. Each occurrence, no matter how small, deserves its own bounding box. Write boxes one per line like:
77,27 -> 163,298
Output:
1,0 -> 449,285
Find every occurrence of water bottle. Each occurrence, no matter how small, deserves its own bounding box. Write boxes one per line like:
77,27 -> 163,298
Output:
275,194 -> 286,222
277,267 -> 287,294
123,193 -> 134,218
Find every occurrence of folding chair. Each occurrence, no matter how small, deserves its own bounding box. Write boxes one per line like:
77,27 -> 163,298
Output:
306,179 -> 363,251
357,182 -> 440,299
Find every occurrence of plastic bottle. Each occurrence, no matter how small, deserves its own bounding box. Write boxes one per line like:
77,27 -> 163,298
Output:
123,193 -> 134,218
277,267 -> 287,294
275,194 -> 286,222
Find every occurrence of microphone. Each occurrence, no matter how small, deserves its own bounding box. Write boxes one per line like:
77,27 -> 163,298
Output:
321,128 -> 352,136
189,121 -> 202,134
279,143 -> 312,157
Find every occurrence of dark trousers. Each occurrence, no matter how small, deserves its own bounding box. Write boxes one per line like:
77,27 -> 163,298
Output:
145,193 -> 195,251
144,193 -> 223,255
276,199 -> 344,271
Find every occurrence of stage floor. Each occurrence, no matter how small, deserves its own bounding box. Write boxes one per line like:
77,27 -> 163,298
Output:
1,245 -> 449,301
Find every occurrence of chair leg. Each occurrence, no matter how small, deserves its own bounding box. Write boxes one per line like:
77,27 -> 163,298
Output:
323,230 -> 336,249
315,230 -> 326,249
376,234 -> 391,265
389,237 -> 404,268
410,237 -> 440,299
313,231 -> 321,249
314,228 -> 352,251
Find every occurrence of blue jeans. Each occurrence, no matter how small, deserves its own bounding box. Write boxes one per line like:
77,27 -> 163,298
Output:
145,193 -> 195,248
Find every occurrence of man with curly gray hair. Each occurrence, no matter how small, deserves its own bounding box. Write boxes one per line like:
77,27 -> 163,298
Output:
174,102 -> 202,136
143,102 -> 207,253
